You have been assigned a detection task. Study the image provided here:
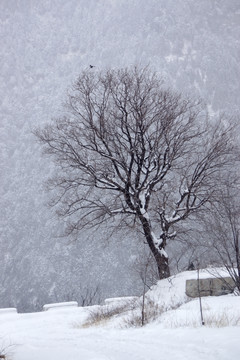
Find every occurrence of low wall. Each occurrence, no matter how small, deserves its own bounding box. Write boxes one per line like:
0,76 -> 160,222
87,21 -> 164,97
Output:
186,277 -> 235,298
43,301 -> 78,311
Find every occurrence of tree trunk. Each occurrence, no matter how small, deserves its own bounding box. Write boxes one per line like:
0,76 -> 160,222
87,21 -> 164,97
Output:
154,251 -> 170,279
138,213 -> 170,280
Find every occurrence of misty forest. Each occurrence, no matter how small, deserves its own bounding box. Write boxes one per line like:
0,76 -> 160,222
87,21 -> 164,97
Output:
1,0 -> 240,313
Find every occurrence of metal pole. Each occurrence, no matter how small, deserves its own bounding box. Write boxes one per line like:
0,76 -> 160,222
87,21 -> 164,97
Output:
197,267 -> 205,326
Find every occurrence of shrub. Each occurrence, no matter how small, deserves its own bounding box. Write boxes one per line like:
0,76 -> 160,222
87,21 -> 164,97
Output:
167,311 -> 240,328
123,298 -> 164,328
75,301 -> 137,328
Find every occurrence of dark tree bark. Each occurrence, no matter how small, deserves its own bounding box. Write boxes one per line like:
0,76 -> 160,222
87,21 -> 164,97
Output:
35,67 -> 237,279
137,212 -> 170,279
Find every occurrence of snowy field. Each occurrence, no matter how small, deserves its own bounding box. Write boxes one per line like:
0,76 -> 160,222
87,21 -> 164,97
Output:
0,270 -> 239,360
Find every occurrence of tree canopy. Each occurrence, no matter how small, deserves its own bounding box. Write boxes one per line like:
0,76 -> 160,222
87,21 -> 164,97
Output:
35,67 -> 237,278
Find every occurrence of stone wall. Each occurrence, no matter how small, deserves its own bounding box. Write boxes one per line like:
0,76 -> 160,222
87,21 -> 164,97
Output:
186,277 -> 235,298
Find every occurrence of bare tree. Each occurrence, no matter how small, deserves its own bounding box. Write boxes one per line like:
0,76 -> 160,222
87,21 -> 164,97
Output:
131,249 -> 158,326
52,284 -> 102,307
35,67 -> 236,279
203,177 -> 240,293
132,249 -> 159,292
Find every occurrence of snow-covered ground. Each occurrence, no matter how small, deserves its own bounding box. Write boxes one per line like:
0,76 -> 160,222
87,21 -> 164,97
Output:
0,270 -> 239,360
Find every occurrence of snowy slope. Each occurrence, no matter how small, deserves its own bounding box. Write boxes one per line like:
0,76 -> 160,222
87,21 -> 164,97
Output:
0,0 -> 240,311
1,309 -> 239,360
0,270 -> 239,360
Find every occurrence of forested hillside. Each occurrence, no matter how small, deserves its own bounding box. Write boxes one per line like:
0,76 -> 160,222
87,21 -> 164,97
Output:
0,0 -> 239,311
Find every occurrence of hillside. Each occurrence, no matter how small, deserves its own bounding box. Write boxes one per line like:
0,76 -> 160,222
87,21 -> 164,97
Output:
0,0 -> 240,311
0,270 -> 239,360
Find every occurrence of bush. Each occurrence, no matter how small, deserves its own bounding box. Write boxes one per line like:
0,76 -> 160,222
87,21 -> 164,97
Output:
168,311 -> 240,328
75,301 -> 137,328
0,340 -> 15,360
123,298 -> 164,328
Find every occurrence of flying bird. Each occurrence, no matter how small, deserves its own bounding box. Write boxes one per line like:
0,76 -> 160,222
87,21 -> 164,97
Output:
89,65 -> 95,68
